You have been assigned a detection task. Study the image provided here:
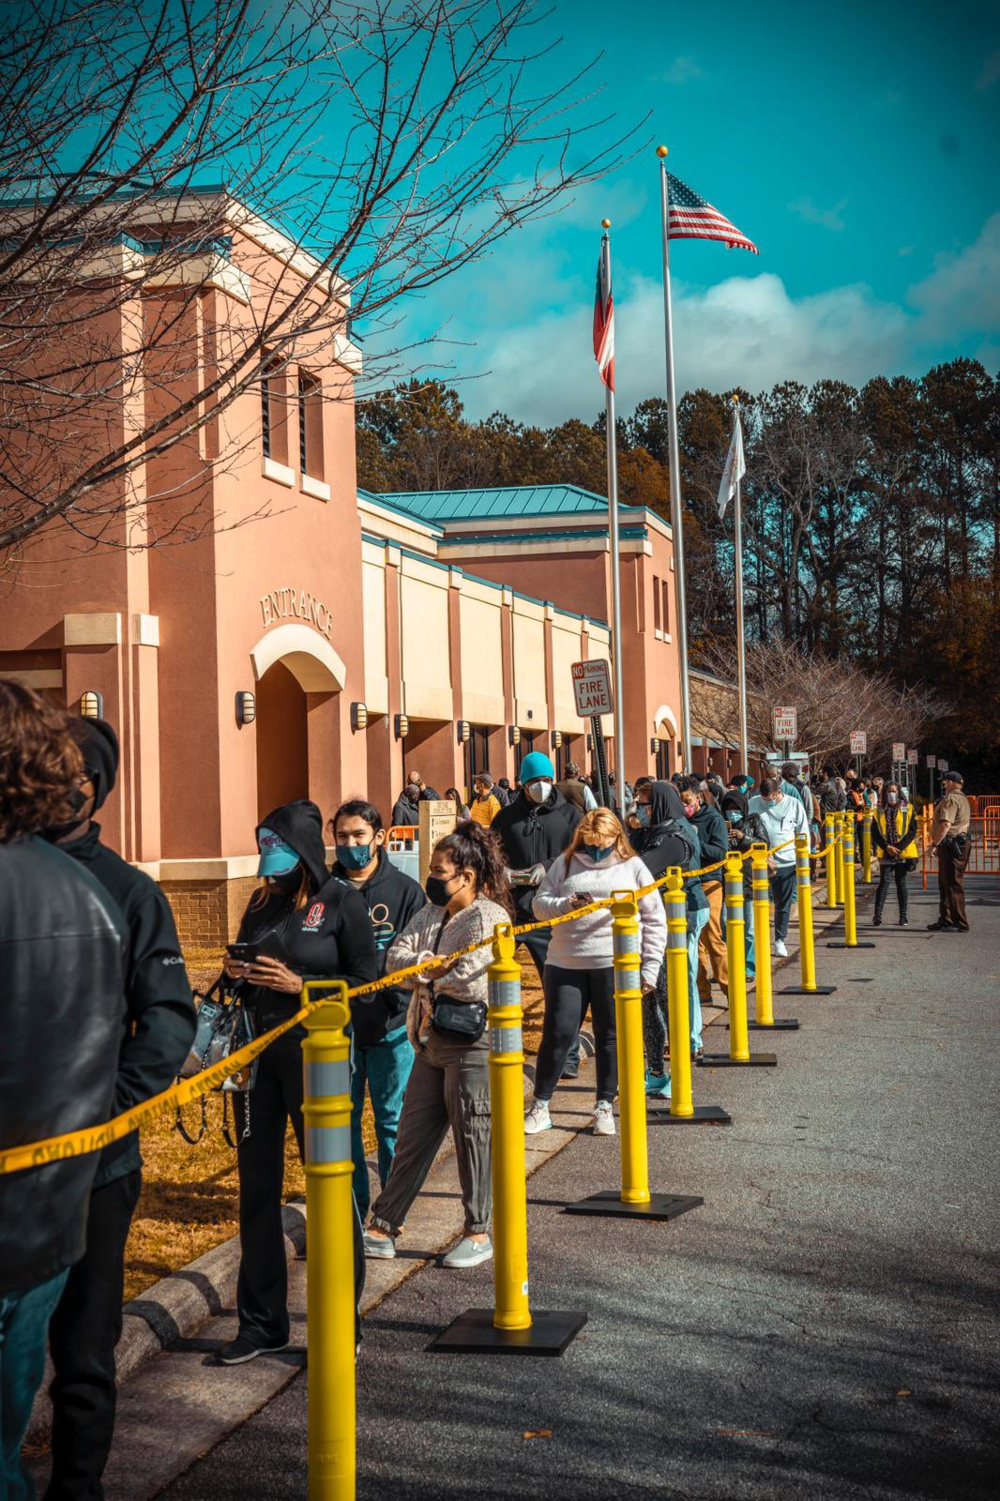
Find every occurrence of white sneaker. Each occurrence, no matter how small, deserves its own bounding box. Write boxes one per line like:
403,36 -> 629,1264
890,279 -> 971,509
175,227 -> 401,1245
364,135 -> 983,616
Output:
775,939 -> 788,958
590,1101 -> 616,1136
523,1099 -> 552,1135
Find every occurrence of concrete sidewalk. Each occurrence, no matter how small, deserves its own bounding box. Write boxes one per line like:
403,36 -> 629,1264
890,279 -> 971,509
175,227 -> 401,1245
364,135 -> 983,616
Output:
153,874 -> 1000,1500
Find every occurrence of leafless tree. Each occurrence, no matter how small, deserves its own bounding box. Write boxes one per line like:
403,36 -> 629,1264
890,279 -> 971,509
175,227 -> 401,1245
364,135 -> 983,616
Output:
0,0 -> 639,561
693,636 -> 946,770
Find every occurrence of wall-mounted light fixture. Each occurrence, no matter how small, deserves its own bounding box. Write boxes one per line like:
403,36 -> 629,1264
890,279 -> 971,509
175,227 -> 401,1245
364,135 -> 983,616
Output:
394,713 -> 409,740
457,720 -> 470,744
650,736 -> 660,754
79,690 -> 104,720
235,691 -> 256,726
350,702 -> 368,732
525,707 -> 534,721
586,733 -> 594,752
509,725 -> 521,747
551,730 -> 563,749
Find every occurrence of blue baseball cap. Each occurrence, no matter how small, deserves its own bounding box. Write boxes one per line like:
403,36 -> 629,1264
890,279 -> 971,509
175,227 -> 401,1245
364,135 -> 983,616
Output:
519,751 -> 555,784
257,826 -> 300,877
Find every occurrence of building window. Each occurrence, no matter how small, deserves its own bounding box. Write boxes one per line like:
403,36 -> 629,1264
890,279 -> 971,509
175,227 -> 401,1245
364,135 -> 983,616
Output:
261,355 -> 289,465
298,371 -> 323,478
653,574 -> 661,632
661,579 -> 671,636
261,373 -> 270,458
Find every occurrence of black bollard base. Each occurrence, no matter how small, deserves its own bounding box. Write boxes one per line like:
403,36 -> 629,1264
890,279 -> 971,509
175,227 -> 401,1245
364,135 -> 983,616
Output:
564,1190 -> 703,1221
649,1104 -> 732,1125
697,1051 -> 777,1067
428,1308 -> 587,1356
746,1018 -> 799,1030
779,983 -> 836,995
826,940 -> 876,949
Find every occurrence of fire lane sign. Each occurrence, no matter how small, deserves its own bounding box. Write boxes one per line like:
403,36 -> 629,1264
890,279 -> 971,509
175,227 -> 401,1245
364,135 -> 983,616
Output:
850,731 -> 867,756
892,742 -> 906,762
772,706 -> 798,744
572,659 -> 614,718
907,748 -> 919,766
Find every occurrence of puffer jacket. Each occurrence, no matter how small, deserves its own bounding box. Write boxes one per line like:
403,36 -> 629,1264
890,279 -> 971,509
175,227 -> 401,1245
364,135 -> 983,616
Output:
0,837 -> 127,1295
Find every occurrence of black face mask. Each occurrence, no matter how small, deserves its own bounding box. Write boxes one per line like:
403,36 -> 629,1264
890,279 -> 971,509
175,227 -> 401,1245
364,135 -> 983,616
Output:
46,783 -> 91,841
268,866 -> 302,895
425,875 -> 457,908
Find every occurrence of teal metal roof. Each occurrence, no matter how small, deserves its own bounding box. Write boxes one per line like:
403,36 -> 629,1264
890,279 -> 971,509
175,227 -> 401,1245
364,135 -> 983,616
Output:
375,484 -> 644,523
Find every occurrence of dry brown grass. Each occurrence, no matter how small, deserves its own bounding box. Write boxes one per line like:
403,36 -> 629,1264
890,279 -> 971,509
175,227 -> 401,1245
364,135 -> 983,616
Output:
124,945 -> 545,1303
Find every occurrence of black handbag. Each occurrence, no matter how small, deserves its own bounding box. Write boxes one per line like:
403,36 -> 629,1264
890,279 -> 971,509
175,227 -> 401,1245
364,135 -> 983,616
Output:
426,911 -> 488,1044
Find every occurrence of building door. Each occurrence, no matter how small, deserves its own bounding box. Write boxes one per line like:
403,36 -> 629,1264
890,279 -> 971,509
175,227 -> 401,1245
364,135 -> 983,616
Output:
463,725 -> 491,792
656,740 -> 672,780
256,660 -> 308,821
515,731 -> 537,778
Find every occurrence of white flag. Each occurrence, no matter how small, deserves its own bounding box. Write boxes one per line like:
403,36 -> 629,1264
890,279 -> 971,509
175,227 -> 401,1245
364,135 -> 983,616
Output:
717,411 -> 745,519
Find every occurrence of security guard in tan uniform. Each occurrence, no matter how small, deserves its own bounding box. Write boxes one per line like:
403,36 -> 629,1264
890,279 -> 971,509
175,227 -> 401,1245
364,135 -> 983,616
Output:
927,770 -> 972,932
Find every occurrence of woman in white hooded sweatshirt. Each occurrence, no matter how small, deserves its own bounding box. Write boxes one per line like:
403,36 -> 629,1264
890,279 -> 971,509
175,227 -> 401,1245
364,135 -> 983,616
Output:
523,807 -> 667,1137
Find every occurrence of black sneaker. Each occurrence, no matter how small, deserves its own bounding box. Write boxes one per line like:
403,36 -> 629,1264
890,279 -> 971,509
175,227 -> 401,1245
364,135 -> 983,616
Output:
217,1335 -> 288,1366
926,921 -> 956,931
872,915 -> 882,926
899,915 -> 908,926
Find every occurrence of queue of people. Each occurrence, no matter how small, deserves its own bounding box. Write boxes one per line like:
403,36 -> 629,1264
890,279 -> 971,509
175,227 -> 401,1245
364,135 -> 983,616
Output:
1,679 -> 977,1499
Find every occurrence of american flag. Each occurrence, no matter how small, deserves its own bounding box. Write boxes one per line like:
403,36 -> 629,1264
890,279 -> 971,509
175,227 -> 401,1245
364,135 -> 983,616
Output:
668,173 -> 759,255
593,237 -> 614,389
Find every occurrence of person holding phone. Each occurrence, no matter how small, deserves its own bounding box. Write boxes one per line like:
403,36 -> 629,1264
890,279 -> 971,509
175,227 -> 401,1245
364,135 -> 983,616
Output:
523,807 -> 666,1137
217,800 -> 377,1365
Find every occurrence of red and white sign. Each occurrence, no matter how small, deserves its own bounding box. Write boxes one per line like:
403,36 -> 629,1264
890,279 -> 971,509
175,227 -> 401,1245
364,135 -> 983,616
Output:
572,659 -> 614,718
907,748 -> 919,766
849,731 -> 867,756
926,754 -> 937,768
772,706 -> 798,743
892,742 -> 906,762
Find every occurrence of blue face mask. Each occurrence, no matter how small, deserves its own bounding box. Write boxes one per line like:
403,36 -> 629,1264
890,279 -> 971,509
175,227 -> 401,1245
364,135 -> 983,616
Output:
634,805 -> 651,826
585,845 -> 614,861
338,842 -> 375,871
729,811 -> 743,824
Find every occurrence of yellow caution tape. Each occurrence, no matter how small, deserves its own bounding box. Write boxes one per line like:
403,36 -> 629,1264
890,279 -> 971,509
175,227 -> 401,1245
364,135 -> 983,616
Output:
0,830 -> 840,1175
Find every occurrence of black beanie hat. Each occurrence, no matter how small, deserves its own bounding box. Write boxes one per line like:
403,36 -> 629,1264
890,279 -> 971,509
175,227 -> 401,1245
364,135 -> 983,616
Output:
72,718 -> 120,811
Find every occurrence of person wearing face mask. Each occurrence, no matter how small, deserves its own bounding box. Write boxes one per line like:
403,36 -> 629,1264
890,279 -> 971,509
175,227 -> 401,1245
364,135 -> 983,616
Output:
42,717 -> 196,1501
870,782 -> 918,926
524,808 -> 666,1136
363,824 -> 511,1268
679,777 -> 730,1004
720,787 -> 770,986
330,800 -> 426,1222
218,801 -> 377,1364
748,777 -> 810,958
629,781 -> 705,1089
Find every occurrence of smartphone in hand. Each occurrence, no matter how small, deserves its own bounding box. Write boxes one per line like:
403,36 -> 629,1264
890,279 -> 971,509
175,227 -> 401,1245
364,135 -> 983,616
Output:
226,942 -> 259,964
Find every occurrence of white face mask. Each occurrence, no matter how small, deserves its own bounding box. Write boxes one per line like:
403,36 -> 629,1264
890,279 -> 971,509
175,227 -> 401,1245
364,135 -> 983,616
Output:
525,779 -> 553,804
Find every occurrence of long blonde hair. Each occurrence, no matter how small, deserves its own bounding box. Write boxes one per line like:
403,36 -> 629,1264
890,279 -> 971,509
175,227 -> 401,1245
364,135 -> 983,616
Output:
563,807 -> 633,873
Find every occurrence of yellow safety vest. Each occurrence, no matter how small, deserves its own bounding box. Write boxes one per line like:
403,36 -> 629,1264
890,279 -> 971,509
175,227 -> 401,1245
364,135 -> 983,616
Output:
875,805 -> 918,860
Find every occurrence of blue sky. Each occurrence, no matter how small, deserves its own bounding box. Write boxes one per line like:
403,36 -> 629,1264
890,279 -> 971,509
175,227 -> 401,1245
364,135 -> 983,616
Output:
372,0 -> 1000,423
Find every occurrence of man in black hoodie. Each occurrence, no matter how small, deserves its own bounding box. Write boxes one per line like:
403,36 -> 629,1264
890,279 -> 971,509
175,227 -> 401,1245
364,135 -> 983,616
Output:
491,752 -> 582,980
44,719 -> 197,1501
220,801 -> 377,1364
330,799 -> 425,1221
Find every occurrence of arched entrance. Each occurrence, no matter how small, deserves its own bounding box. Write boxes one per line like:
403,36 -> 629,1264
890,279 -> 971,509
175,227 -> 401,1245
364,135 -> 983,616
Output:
249,624 -> 348,823
652,703 -> 680,779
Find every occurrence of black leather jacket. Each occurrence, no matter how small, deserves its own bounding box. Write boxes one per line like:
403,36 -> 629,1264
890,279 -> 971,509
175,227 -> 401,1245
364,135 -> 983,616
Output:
0,837 -> 127,1295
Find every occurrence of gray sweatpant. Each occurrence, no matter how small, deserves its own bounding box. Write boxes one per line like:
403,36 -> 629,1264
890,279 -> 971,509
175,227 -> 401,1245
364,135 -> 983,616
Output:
370,1031 -> 492,1236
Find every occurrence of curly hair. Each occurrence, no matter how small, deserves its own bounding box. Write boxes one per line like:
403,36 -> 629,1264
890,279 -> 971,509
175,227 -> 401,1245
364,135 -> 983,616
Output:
0,681 -> 84,842
434,820 -> 512,914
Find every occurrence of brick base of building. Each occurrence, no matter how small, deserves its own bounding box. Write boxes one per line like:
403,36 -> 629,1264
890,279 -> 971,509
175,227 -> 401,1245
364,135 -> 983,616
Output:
161,876 -> 259,949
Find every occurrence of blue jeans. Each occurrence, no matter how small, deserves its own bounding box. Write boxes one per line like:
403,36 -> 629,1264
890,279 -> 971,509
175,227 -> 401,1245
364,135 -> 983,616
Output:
1,1269 -> 70,1501
686,906 -> 710,1051
351,1025 -> 415,1219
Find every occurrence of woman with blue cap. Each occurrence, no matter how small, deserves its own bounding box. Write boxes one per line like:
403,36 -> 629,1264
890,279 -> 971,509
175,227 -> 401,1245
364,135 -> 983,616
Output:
218,801 -> 377,1365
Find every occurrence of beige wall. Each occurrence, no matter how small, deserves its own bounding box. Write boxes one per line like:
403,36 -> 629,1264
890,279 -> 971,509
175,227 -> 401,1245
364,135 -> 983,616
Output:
512,599 -> 547,727
400,556 -> 452,721
362,547 -> 388,713
459,584 -> 504,725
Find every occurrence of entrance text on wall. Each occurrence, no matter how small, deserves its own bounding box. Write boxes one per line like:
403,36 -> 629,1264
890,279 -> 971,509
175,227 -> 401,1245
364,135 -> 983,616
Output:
260,586 -> 334,640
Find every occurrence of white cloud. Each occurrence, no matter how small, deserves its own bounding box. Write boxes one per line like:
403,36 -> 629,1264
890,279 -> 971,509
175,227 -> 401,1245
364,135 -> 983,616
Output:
906,212 -> 1000,340
789,195 -> 849,232
655,56 -> 704,85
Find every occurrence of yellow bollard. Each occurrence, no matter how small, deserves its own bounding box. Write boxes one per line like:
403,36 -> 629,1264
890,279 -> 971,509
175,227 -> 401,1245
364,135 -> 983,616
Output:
568,891 -> 706,1219
434,926 -> 587,1351
862,810 -> 872,884
699,854 -> 776,1067
748,844 -> 800,1031
779,834 -> 836,995
827,819 -> 875,950
824,814 -> 837,908
301,981 -> 356,1501
834,813 -> 846,906
654,870 -> 730,1125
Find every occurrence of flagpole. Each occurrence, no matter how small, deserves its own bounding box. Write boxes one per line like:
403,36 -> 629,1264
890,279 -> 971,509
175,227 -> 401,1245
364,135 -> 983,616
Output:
657,146 -> 692,773
601,219 -> 627,814
732,397 -> 749,775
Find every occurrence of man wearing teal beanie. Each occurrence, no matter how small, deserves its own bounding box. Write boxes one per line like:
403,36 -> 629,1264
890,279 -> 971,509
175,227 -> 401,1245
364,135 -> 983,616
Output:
492,753 -> 582,971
